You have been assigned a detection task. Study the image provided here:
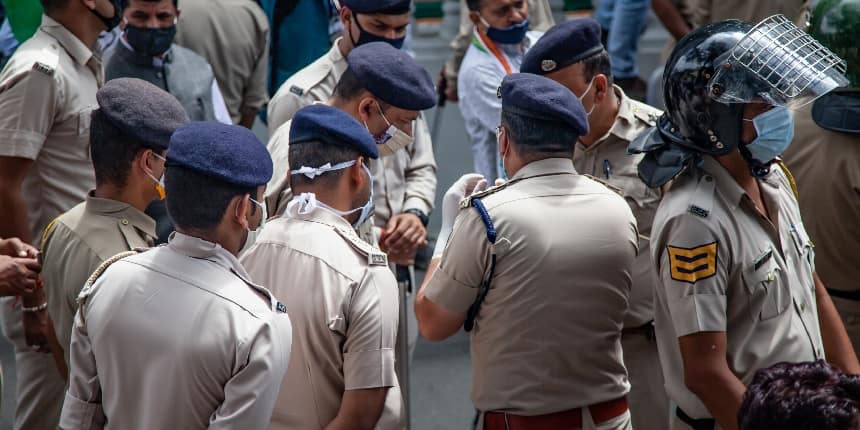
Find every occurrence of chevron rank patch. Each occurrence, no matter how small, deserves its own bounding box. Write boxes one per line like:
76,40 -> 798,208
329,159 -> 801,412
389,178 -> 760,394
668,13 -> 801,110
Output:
667,242 -> 718,283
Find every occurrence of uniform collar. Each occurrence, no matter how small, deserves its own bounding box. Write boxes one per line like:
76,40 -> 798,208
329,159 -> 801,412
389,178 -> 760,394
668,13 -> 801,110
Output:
84,192 -> 157,240
40,15 -> 98,66
286,193 -> 358,233
510,157 -> 578,181
167,231 -> 253,281
330,37 -> 348,78
580,85 -> 638,152
699,156 -> 783,211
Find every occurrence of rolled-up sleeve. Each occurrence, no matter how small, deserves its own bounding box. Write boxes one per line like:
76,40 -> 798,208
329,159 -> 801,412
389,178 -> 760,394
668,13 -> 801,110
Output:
60,308 -> 106,430
343,268 -> 399,390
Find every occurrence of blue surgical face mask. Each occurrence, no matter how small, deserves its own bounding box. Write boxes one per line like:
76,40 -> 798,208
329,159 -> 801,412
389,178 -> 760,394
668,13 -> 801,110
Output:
350,14 -> 406,49
480,16 -> 529,45
742,106 -> 795,165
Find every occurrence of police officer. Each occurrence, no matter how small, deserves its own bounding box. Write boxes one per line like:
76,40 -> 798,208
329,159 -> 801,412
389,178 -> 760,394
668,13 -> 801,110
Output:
628,15 -> 860,430
0,1 -> 121,428
416,73 -> 638,430
520,18 -> 668,429
61,122 -> 292,429
243,104 -> 402,429
783,0 -> 860,355
266,41 -> 437,264
41,78 -> 188,408
267,0 -> 412,132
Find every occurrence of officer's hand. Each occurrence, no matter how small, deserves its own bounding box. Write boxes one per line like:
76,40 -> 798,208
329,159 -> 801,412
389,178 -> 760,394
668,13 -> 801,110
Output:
0,237 -> 38,259
437,67 -> 458,103
434,174 -> 487,258
382,214 -> 428,264
23,308 -> 51,353
0,255 -> 41,296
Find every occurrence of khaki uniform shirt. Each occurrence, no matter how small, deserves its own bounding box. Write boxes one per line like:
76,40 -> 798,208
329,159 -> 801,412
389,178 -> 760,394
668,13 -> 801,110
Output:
782,102 -> 860,294
174,0 -> 270,122
424,158 -> 638,415
42,193 -> 156,369
0,15 -> 102,241
651,156 -> 823,419
573,86 -> 662,327
60,232 -> 292,430
242,199 -> 402,429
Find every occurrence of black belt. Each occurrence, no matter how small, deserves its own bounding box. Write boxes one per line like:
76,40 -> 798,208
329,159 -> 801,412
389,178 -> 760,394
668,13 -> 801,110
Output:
827,288 -> 860,302
675,407 -> 715,430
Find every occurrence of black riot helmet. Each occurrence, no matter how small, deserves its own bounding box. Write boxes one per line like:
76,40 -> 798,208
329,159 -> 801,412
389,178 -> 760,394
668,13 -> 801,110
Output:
630,15 -> 848,186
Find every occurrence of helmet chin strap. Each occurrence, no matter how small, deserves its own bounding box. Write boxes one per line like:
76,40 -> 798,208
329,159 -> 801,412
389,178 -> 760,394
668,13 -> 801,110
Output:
737,143 -> 772,178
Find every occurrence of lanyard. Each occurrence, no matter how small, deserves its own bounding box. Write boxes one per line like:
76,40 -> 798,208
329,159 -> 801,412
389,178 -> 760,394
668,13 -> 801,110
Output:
472,29 -> 513,75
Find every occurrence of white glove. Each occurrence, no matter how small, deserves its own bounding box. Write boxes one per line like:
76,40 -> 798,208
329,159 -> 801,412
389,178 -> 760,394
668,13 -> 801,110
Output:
433,174 -> 488,258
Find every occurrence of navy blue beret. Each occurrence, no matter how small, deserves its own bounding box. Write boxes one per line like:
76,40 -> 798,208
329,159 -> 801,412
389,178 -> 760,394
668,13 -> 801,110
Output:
347,42 -> 436,111
167,122 -> 273,187
290,104 -> 379,159
96,78 -> 189,150
500,73 -> 589,136
342,0 -> 410,14
521,18 -> 604,75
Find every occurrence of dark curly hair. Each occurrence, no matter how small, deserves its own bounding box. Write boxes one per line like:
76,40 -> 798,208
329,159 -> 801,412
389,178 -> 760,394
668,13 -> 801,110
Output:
739,360 -> 860,430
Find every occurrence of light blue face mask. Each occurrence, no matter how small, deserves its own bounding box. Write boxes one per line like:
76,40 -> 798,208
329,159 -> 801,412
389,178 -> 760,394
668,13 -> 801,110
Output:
290,160 -> 375,229
743,106 -> 795,165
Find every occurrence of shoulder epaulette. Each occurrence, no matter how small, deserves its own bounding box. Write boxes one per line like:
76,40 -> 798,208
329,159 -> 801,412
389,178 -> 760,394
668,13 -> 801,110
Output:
31,47 -> 59,77
333,226 -> 388,267
687,172 -> 717,219
460,182 -> 510,209
630,101 -> 662,127
776,160 -> 800,200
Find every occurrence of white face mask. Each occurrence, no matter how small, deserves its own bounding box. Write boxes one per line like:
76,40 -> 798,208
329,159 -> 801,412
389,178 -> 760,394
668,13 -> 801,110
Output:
290,160 -> 375,229
579,78 -> 596,117
239,196 -> 267,256
365,103 -> 414,157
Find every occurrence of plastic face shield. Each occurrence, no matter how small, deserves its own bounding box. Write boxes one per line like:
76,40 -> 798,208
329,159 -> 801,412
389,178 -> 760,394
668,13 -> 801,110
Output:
708,14 -> 849,107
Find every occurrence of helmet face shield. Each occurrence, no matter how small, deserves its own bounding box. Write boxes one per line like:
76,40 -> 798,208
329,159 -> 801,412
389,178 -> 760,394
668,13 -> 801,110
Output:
708,14 -> 849,107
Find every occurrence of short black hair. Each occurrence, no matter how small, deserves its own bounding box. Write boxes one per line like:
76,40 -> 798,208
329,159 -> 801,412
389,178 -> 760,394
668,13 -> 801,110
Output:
466,0 -> 481,12
739,360 -> 860,430
501,110 -> 576,161
333,68 -> 368,102
582,51 -> 613,86
164,167 -> 255,232
289,140 -> 362,189
89,109 -> 152,187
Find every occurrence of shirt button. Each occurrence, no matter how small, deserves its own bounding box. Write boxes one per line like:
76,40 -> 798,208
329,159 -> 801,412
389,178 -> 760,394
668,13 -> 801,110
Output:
801,302 -> 806,312
121,219 -> 129,225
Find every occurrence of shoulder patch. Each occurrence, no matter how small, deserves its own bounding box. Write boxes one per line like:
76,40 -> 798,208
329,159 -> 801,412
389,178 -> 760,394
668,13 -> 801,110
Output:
289,85 -> 303,96
276,301 -> 287,313
584,174 -> 624,196
666,242 -> 718,284
333,226 -> 388,266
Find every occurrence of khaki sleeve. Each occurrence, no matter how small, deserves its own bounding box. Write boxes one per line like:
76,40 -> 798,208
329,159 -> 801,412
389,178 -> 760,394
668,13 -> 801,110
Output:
423,209 -> 488,313
59,307 -> 106,429
266,90 -> 305,135
241,15 -> 270,116
654,213 -> 728,337
210,316 -> 292,429
0,67 -> 59,160
402,116 -> 437,215
342,267 -> 399,391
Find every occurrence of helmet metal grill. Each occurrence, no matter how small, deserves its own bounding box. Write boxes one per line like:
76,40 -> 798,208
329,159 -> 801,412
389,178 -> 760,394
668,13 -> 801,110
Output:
730,15 -> 848,99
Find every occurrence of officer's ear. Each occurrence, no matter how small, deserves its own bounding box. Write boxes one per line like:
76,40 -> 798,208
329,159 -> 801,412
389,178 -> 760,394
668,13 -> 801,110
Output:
350,156 -> 367,189
468,11 -> 481,26
593,74 -> 610,104
357,96 -> 375,123
340,6 -> 353,29
233,194 -> 252,230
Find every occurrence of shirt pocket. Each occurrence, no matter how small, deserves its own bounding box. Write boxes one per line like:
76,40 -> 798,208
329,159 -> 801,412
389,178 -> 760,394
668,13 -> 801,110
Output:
742,249 -> 790,321
789,222 -> 816,273
77,107 -> 94,136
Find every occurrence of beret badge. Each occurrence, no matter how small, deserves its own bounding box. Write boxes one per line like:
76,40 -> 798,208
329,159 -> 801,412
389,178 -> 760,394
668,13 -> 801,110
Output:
541,59 -> 557,72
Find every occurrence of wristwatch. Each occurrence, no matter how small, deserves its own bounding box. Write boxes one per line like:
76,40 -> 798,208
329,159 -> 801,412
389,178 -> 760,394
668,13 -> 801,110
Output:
403,208 -> 429,227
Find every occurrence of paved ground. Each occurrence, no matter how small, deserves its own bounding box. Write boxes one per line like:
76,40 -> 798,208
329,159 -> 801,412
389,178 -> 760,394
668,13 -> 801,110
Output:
0,13 -> 669,430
